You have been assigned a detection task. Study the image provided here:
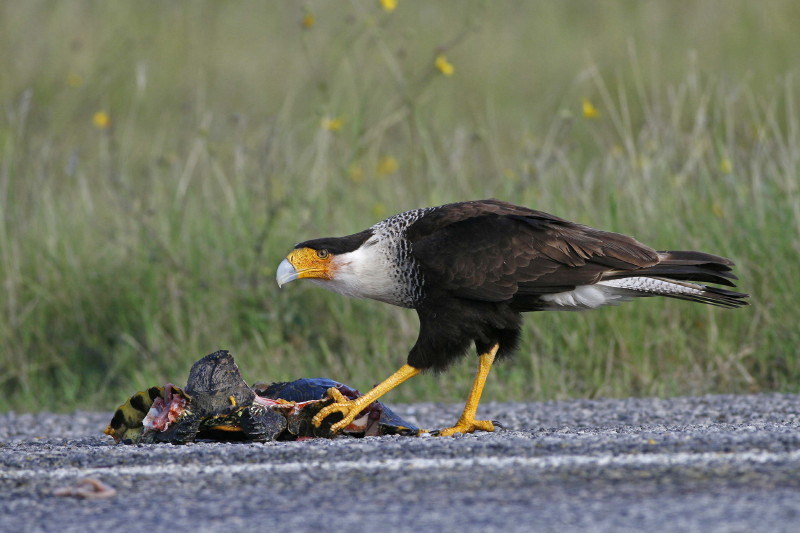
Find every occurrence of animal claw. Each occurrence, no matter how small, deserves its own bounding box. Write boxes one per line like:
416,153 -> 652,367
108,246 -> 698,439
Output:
433,418 -> 495,437
311,387 -> 365,434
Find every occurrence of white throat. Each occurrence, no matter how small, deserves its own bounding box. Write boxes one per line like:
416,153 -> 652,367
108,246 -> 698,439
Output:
313,237 -> 410,307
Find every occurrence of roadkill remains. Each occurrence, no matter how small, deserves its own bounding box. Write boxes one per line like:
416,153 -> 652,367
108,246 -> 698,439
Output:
105,350 -> 419,444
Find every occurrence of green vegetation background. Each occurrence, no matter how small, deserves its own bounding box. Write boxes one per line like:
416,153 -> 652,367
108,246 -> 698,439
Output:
1,1 -> 798,412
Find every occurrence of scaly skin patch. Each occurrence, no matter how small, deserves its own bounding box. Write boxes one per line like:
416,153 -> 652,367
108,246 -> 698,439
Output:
104,386 -> 164,442
436,344 -> 499,437
312,364 -> 421,434
287,247 -> 335,280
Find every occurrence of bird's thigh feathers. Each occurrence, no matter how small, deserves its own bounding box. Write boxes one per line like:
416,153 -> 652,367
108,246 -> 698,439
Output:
408,298 -> 521,371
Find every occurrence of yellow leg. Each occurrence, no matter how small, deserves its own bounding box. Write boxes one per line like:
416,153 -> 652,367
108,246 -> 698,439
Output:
436,344 -> 499,437
312,364 -> 421,434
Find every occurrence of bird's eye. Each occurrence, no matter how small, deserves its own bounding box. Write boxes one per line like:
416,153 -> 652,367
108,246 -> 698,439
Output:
316,249 -> 329,259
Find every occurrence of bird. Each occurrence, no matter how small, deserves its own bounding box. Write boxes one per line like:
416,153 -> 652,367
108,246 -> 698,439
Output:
276,199 -> 748,436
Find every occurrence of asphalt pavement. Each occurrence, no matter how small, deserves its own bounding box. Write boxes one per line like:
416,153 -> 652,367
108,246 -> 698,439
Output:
2,393 -> 800,532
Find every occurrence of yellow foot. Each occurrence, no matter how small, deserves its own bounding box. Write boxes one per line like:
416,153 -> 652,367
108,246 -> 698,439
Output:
435,418 -> 496,437
311,387 -> 368,434
311,364 -> 422,435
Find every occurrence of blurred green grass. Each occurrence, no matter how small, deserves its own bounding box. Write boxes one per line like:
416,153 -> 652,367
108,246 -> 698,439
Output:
1,1 -> 798,411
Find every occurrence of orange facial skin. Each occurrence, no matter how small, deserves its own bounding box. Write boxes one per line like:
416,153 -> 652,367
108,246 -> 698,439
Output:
286,247 -> 335,281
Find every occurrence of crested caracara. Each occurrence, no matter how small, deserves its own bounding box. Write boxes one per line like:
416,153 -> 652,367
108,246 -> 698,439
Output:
276,199 -> 748,436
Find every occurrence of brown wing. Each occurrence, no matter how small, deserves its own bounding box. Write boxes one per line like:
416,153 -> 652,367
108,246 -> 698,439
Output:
408,200 -> 659,302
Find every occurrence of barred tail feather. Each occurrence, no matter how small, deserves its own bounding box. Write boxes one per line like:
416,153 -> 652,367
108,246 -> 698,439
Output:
597,277 -> 748,309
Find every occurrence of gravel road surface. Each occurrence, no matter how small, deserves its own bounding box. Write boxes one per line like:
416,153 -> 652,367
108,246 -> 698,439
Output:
3,394 -> 800,532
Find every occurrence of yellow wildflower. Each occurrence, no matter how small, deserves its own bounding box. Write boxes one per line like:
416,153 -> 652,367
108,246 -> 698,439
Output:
711,202 -> 725,218
92,111 -> 110,129
377,155 -> 398,176
435,54 -> 454,76
582,98 -> 599,119
321,117 -> 343,131
348,164 -> 364,183
379,0 -> 397,12
301,12 -> 315,29
66,73 -> 83,88
719,157 -> 732,174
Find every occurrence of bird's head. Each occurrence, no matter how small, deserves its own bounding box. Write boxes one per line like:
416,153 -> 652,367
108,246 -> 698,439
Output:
275,245 -> 335,287
275,230 -> 375,289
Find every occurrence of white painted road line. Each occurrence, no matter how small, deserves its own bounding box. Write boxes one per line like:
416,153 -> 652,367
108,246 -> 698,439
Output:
5,448 -> 800,482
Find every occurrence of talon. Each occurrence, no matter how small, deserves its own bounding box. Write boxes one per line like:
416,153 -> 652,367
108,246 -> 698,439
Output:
310,365 -> 421,435
325,386 -> 348,403
435,418 -> 495,437
431,347 -> 499,437
311,387 -> 363,433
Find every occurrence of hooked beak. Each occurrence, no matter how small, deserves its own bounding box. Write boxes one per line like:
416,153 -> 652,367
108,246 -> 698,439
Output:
276,258 -> 299,288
